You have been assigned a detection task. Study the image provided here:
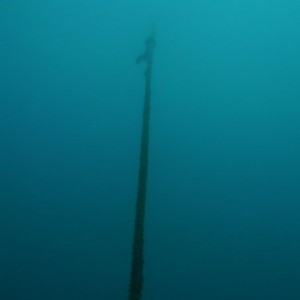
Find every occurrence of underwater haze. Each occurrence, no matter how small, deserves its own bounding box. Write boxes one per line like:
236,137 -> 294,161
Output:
1,0 -> 300,299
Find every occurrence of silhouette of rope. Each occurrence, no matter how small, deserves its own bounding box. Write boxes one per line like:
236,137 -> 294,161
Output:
128,34 -> 155,300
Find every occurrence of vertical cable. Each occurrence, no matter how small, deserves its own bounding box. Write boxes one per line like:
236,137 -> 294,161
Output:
128,34 -> 155,300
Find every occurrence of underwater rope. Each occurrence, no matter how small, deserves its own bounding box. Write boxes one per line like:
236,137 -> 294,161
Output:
128,33 -> 155,300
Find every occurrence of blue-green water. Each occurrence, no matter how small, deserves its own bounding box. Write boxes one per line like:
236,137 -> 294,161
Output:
1,1 -> 300,299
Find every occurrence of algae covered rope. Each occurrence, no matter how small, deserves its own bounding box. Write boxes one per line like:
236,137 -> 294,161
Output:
128,33 -> 155,300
